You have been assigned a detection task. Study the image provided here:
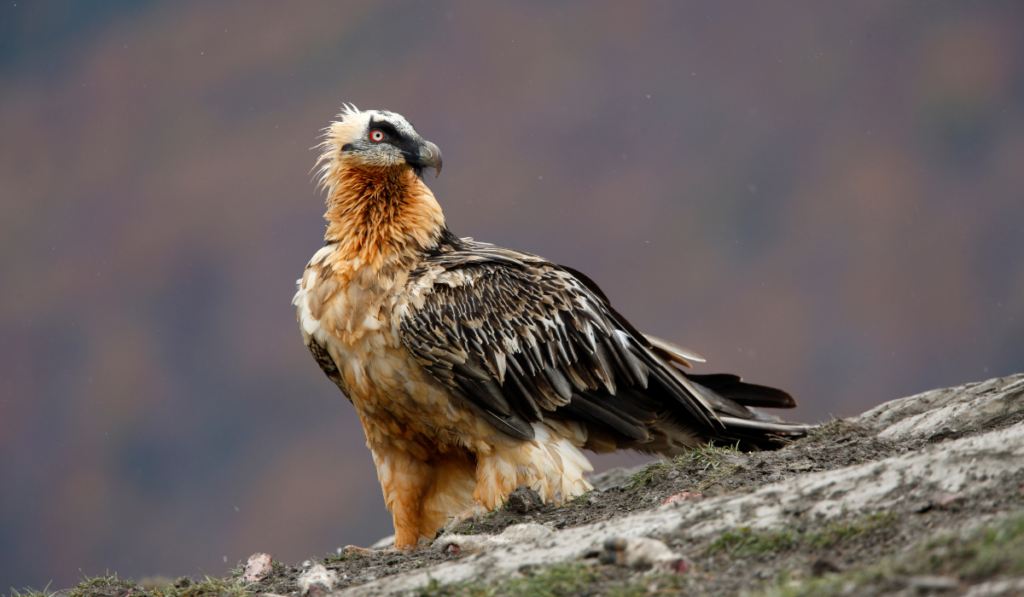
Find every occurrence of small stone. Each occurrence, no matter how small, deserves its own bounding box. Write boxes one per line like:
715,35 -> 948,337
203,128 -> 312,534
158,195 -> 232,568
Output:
507,485 -> 544,514
297,564 -> 338,597
242,553 -> 273,582
599,536 -> 689,572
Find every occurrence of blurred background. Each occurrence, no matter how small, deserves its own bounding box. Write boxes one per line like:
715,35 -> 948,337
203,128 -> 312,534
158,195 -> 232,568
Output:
1,0 -> 1023,590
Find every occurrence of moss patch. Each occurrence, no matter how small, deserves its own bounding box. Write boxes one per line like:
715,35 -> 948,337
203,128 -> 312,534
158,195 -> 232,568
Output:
706,512 -> 899,557
627,442 -> 739,490
755,511 -> 1024,597
911,512 -> 1024,581
55,573 -> 253,597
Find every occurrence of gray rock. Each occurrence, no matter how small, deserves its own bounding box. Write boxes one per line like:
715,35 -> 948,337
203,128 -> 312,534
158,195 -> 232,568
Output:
506,485 -> 544,513
334,374 -> 1024,596
586,463 -> 649,491
852,374 -> 1024,441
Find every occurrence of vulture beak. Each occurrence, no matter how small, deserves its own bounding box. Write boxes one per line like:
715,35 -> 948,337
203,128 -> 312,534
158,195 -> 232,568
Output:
418,140 -> 443,177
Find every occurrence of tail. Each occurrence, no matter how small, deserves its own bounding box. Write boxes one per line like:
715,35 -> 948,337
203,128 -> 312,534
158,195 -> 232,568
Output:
645,334 -> 810,451
687,373 -> 809,450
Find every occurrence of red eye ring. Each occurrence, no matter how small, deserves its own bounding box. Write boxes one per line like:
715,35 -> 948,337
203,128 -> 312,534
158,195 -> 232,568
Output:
369,129 -> 386,143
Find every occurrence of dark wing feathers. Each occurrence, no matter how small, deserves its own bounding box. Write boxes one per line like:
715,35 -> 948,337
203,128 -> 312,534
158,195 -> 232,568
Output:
398,239 -> 802,450
562,392 -> 650,441
398,240 -> 727,444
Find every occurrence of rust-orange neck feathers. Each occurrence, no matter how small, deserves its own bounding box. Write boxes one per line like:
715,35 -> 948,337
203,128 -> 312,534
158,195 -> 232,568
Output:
322,165 -> 445,272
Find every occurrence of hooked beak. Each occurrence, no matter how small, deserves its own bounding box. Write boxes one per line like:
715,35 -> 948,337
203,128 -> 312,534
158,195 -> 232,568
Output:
418,140 -> 443,177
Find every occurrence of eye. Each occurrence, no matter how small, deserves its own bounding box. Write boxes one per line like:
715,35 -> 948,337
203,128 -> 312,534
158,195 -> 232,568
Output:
369,129 -> 386,143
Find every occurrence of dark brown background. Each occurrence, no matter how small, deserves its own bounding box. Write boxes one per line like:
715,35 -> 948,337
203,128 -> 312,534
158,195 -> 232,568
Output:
2,1 -> 1022,591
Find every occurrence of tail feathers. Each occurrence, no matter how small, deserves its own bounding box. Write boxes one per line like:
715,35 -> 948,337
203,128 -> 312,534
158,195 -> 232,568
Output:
687,376 -> 809,450
718,415 -> 810,436
715,415 -> 810,451
687,373 -> 797,409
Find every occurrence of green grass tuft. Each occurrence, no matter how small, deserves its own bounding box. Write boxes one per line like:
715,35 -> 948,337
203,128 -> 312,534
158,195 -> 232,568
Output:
753,511 -> 1024,597
626,460 -> 672,490
7,584 -> 56,597
913,512 -> 1024,581
803,417 -> 865,445
55,572 -> 253,597
707,512 -> 898,557
627,442 -> 740,490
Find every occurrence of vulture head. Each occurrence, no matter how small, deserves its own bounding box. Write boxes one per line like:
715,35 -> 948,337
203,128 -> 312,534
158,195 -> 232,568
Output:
319,105 -> 442,179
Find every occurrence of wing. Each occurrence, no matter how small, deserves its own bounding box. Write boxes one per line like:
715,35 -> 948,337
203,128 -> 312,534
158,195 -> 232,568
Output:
396,240 -> 723,444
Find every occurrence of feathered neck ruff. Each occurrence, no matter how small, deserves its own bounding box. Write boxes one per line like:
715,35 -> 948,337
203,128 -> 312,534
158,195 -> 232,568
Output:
320,165 -> 446,273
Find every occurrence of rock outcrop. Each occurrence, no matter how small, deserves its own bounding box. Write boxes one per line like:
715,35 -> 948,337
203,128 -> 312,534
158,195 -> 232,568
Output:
336,374 -> 1024,596
59,375 -> 1024,597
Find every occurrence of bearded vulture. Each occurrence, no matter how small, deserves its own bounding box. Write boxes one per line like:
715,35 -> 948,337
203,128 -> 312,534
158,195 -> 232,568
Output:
293,106 -> 807,550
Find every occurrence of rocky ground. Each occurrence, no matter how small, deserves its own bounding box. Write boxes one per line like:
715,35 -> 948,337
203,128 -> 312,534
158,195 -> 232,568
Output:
27,373 -> 1024,597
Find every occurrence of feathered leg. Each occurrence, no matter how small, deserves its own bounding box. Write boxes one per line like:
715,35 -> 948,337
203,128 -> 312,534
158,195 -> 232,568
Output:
371,443 -> 435,549
372,440 -> 481,548
417,452 -> 478,538
471,424 -> 594,510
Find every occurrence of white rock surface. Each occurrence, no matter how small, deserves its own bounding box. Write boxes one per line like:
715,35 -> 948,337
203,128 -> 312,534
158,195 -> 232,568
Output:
299,563 -> 339,597
853,375 -> 1024,441
434,523 -> 553,556
336,374 -> 1024,596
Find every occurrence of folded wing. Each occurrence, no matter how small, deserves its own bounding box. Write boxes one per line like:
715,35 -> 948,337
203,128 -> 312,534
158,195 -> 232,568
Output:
397,240 -> 804,452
